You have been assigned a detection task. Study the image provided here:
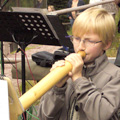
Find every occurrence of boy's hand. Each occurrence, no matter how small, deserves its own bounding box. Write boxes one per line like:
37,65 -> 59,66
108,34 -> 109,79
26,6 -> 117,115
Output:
50,60 -> 69,88
50,53 -> 84,87
65,53 -> 84,81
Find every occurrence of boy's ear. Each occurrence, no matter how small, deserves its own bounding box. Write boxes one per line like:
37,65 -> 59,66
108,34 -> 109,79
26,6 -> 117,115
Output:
103,41 -> 112,50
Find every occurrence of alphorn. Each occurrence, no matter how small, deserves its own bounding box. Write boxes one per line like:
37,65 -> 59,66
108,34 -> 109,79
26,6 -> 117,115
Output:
19,51 -> 86,111
48,0 -> 115,15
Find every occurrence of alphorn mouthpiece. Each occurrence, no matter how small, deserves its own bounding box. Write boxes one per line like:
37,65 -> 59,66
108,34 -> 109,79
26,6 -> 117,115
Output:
78,51 -> 86,59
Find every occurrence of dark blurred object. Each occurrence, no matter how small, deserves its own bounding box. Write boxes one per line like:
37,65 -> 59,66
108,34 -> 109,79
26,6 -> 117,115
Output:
32,49 -> 70,67
32,51 -> 54,67
31,46 -> 74,67
53,49 -> 70,61
115,46 -> 120,67
118,20 -> 120,33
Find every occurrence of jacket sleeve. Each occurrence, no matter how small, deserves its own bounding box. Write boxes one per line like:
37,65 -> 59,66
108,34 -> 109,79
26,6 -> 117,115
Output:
73,76 -> 120,120
37,85 -> 67,120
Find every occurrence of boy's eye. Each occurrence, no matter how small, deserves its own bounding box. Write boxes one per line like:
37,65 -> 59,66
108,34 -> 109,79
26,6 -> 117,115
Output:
75,37 -> 80,41
87,40 -> 95,43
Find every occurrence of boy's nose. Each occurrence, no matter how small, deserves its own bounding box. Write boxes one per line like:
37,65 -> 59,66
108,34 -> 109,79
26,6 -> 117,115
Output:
78,41 -> 85,51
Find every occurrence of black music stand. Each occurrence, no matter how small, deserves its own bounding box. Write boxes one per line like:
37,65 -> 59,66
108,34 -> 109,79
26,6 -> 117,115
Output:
0,0 -> 10,76
0,8 -> 72,95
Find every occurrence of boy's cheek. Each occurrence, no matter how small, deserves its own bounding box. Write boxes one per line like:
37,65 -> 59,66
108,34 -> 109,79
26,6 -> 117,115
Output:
84,53 -> 95,61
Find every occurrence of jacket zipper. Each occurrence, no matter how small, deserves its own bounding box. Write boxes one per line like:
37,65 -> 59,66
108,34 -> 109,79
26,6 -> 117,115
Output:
67,89 -> 74,120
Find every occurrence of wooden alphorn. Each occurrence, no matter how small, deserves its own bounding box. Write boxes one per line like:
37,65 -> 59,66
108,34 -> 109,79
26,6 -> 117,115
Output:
19,51 -> 86,111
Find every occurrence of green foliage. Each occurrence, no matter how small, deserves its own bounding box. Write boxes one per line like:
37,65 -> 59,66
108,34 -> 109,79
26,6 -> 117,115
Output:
3,0 -> 37,11
67,27 -> 72,35
83,0 -> 89,4
20,0 -> 35,7
4,0 -> 16,10
106,10 -> 120,57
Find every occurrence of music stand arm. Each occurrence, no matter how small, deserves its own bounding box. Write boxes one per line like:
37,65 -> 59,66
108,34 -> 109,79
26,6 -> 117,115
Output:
19,42 -> 26,119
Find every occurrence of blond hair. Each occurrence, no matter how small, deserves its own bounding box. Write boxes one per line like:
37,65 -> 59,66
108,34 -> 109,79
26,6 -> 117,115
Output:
48,5 -> 55,12
72,7 -> 116,46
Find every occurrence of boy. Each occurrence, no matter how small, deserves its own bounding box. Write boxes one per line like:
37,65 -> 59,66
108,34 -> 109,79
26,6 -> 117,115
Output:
38,7 -> 120,120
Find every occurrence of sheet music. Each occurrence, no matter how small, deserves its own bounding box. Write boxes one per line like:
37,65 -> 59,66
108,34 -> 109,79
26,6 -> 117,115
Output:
0,80 -> 9,120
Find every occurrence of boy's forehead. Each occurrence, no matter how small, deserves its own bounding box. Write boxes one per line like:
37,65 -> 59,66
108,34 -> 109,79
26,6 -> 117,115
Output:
77,32 -> 100,38
74,30 -> 97,37
73,22 -> 96,34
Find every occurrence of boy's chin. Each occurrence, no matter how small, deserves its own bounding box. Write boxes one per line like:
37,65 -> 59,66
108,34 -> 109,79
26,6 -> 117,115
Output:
84,59 -> 94,66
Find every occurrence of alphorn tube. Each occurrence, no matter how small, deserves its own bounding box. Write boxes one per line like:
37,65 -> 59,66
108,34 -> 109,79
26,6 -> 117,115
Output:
19,51 -> 86,112
48,0 -> 114,15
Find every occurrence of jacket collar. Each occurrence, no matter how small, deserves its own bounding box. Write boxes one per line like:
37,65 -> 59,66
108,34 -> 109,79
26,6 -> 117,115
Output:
83,53 -> 109,77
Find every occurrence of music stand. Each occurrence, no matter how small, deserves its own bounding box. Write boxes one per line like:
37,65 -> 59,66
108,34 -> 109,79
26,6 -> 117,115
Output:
0,7 -> 72,95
